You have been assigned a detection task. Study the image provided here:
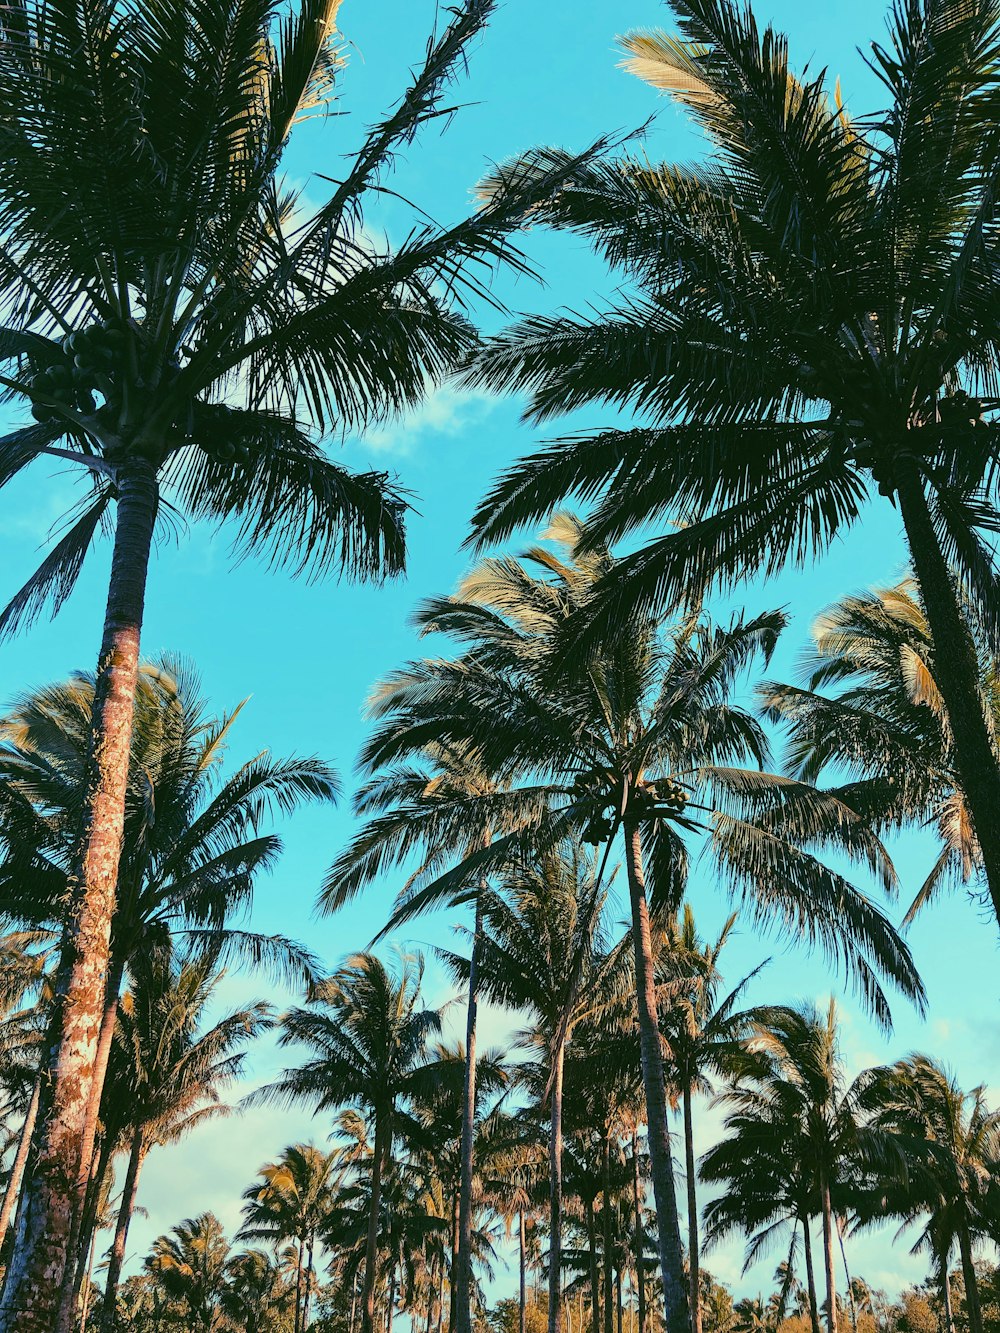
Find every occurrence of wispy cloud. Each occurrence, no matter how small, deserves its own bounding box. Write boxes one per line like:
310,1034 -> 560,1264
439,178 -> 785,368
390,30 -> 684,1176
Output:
354,384 -> 498,459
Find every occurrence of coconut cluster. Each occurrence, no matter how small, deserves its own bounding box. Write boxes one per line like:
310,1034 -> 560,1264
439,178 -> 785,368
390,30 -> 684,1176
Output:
28,320 -> 128,424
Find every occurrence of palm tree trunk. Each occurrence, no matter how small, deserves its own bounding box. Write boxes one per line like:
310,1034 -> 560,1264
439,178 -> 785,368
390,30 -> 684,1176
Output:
101,1128 -> 146,1329
957,1226 -> 983,1333
0,1076 -> 40,1253
436,1254 -> 446,1333
894,456 -> 1000,924
836,1221 -> 856,1333
586,1201 -> 601,1333
624,822 -> 691,1333
303,1232 -> 316,1331
519,1211 -> 527,1333
363,1119 -> 388,1333
631,1130 -> 646,1333
73,1128 -> 117,1308
0,458 -> 158,1333
819,1180 -> 837,1333
387,1261 -> 397,1333
548,1040 -> 566,1333
448,1185 -> 460,1333
602,1136 -> 614,1333
681,1085 -> 701,1333
295,1239 -> 306,1333
78,1226 -> 97,1333
802,1217 -> 822,1333
616,1264 -> 623,1333
351,1266 -> 359,1333
940,1253 -> 954,1333
454,885 -> 485,1333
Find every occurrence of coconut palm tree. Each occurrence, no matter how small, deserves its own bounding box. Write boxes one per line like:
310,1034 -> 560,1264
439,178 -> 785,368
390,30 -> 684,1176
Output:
440,843 -> 631,1333
252,951 -> 443,1333
0,0 -> 591,1314
465,0 -> 1000,929
98,952 -> 271,1328
327,515 -> 923,1333
144,1212 -> 232,1331
857,1055 -> 1000,1333
221,1249 -> 296,1333
761,580 -> 999,922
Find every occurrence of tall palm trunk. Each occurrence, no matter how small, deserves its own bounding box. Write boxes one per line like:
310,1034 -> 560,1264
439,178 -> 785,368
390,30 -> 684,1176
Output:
448,1186 -> 460,1333
0,1076 -> 40,1253
0,458 -> 158,1333
101,1128 -> 146,1329
681,1085 -> 702,1333
631,1130 -> 646,1333
819,1179 -> 837,1333
294,1239 -> 306,1333
363,1118 -> 388,1333
453,886 -> 485,1333
624,822 -> 691,1333
548,1041 -> 566,1333
894,457 -> 1000,924
601,1136 -> 614,1333
73,1128 -> 117,1307
586,1201 -> 600,1333
836,1221 -> 856,1333
957,1226 -> 983,1333
303,1231 -> 316,1331
940,1253 -> 955,1333
802,1218 -> 822,1333
518,1211 -> 527,1333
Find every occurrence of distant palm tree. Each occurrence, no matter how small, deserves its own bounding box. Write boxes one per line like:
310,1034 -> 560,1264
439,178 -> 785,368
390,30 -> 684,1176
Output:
221,1249 -> 296,1333
465,0 -> 1000,930
440,843 -> 630,1333
240,1143 -> 348,1333
858,1055 -> 1000,1333
144,1212 -> 232,1331
99,953 -> 270,1327
0,0 -> 583,1313
253,952 -> 443,1333
328,515 -> 923,1333
761,580 -> 998,922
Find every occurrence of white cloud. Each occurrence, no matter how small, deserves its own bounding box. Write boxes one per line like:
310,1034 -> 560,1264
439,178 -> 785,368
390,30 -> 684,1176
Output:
356,385 -> 498,458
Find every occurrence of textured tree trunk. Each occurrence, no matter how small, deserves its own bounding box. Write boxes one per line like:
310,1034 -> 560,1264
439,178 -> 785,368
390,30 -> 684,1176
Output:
454,886 -> 485,1333
681,1085 -> 701,1333
802,1219 -> 822,1333
548,1041 -> 566,1333
820,1180 -> 837,1333
0,459 -> 158,1333
895,456 -> 1000,924
940,1254 -> 955,1333
957,1227 -> 983,1333
602,1137 -> 614,1333
836,1221 -> 856,1333
363,1119 -> 388,1333
0,1078 -> 40,1253
101,1129 -> 146,1329
73,1129 -> 118,1309
586,1201 -> 601,1333
631,1130 -> 646,1333
519,1212 -> 527,1333
624,822 -> 691,1333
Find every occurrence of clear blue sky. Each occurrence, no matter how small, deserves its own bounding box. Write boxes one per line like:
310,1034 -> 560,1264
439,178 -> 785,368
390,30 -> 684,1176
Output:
0,0 -> 996,1303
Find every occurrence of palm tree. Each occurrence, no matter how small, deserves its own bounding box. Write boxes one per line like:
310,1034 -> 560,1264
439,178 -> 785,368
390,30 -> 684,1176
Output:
0,0 -> 590,1314
857,1055 -> 1000,1333
221,1249 -> 296,1333
0,657 -> 334,1309
99,952 -> 271,1328
761,579 -> 998,921
440,843 -> 630,1333
657,910 -> 766,1333
465,0 -> 1000,929
327,515 -> 923,1333
240,1144 -> 349,1333
144,1212 -> 232,1331
253,951 -> 443,1333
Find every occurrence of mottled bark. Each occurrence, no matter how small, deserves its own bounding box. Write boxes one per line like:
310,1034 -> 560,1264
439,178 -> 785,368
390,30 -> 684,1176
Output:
548,1041 -> 565,1333
101,1129 -> 145,1328
0,459 -> 158,1333
624,822 -> 691,1333
453,887 -> 485,1333
682,1085 -> 702,1333
0,1078 -> 40,1253
895,455 -> 1000,924
631,1130 -> 646,1333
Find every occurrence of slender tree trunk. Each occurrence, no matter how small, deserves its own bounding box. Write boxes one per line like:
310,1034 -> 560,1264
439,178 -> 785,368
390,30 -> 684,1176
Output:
454,886 -> 485,1333
548,1041 -> 566,1333
303,1232 -> 316,1331
101,1128 -> 146,1329
0,1078 -> 40,1253
436,1255 -> 446,1333
78,1227 -> 97,1333
681,1086 -> 701,1333
616,1264 -> 623,1333
74,1129 -> 118,1308
0,459 -> 158,1333
802,1217 -> 822,1333
624,822 -> 691,1333
894,456 -> 1000,923
351,1266 -> 359,1333
819,1180 -> 837,1333
363,1119 -> 388,1333
448,1186 -> 460,1333
387,1262 -> 397,1333
586,1201 -> 601,1333
631,1130 -> 646,1333
836,1221 -> 856,1333
602,1136 -> 614,1333
519,1212 -> 527,1333
940,1252 -> 954,1333
294,1239 -> 306,1333
957,1227 -> 983,1333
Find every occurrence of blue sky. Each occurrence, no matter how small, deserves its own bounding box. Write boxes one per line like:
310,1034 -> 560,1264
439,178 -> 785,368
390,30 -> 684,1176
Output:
0,0 -> 998,1305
